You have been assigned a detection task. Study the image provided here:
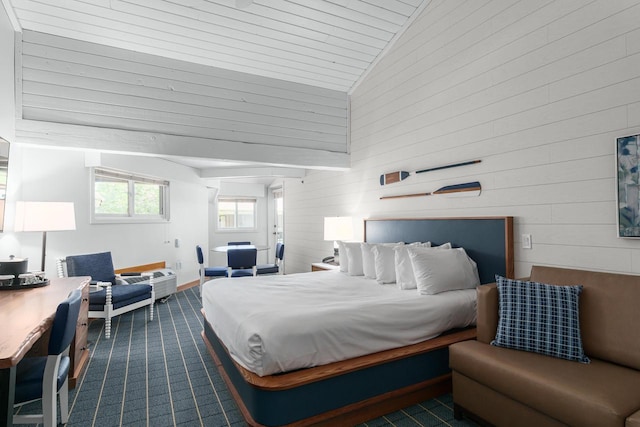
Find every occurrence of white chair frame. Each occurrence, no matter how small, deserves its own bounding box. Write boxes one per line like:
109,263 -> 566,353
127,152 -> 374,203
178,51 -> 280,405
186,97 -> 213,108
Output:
56,258 -> 155,339
13,348 -> 71,427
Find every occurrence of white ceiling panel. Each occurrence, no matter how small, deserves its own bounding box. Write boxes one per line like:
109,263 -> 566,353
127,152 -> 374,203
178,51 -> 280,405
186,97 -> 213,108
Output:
7,0 -> 428,180
7,0 -> 428,92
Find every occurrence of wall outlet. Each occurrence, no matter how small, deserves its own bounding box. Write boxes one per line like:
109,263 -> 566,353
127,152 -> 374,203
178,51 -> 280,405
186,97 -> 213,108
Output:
522,234 -> 532,249
175,260 -> 182,270
174,238 -> 180,248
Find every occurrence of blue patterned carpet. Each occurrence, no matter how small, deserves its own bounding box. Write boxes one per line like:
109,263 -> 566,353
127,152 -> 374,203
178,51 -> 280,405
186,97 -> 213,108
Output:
14,287 -> 477,426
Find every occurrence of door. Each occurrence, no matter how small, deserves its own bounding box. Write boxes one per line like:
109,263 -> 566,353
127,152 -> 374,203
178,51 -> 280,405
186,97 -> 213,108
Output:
273,188 -> 283,244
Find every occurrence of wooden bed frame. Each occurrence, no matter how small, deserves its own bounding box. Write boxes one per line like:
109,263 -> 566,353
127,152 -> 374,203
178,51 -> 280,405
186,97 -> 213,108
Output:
201,216 -> 514,426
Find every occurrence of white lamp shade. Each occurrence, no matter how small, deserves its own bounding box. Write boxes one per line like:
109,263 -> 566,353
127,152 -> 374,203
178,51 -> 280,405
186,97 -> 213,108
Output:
14,201 -> 76,232
323,217 -> 353,241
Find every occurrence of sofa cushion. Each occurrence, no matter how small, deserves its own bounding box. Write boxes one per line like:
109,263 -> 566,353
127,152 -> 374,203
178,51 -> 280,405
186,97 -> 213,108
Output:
89,284 -> 152,310
450,340 -> 640,427
492,275 -> 589,363
627,410 -> 640,427
529,266 -> 640,370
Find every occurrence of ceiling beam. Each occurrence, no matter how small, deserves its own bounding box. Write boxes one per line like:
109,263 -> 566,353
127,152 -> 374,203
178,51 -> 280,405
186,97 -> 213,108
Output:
200,166 -> 305,179
15,119 -> 350,171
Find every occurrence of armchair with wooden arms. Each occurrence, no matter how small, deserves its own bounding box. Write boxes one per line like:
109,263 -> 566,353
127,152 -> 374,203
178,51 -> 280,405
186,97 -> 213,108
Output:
56,252 -> 155,339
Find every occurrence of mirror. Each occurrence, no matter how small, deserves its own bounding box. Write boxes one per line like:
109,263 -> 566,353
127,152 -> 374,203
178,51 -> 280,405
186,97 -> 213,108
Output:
0,137 -> 8,232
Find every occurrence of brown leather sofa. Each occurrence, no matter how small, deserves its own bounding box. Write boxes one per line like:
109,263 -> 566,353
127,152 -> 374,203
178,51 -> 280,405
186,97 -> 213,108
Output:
449,265 -> 640,427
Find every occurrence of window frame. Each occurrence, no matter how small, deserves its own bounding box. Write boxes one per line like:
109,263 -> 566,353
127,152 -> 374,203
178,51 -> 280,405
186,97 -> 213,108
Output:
90,167 -> 170,224
216,197 -> 257,232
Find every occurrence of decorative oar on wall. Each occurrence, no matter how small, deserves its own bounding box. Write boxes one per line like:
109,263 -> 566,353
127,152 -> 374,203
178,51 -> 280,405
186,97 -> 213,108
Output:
380,181 -> 482,200
379,159 -> 481,186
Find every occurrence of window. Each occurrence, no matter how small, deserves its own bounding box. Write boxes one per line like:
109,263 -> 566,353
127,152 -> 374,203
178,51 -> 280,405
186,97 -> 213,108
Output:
91,168 -> 169,223
217,198 -> 256,230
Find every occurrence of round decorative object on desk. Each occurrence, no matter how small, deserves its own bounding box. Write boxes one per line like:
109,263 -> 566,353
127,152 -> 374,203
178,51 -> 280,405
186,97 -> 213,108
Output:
0,271 -> 50,289
0,255 -> 29,283
0,274 -> 14,287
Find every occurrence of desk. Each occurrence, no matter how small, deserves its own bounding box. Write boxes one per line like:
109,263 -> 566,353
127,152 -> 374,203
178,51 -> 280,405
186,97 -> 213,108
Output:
212,245 -> 269,252
0,276 -> 90,427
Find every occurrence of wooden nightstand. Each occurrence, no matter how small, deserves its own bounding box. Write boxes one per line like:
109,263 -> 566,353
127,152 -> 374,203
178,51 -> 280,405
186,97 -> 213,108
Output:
311,262 -> 340,272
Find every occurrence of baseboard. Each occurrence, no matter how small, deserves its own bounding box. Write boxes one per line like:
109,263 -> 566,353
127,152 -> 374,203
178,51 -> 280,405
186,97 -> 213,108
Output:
178,280 -> 199,292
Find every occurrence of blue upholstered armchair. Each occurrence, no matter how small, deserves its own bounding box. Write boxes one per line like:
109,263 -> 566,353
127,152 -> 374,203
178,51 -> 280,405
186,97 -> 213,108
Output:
56,252 -> 154,339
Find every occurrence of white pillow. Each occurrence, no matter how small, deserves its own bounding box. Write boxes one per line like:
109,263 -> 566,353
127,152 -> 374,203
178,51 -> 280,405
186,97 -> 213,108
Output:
336,241 -> 349,272
372,243 -> 404,284
360,243 -> 377,279
394,242 -> 431,290
433,242 -> 452,249
343,242 -> 364,276
408,246 -> 480,295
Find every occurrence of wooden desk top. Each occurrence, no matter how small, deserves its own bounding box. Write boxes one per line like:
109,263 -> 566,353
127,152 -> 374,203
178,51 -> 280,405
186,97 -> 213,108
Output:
0,276 -> 90,369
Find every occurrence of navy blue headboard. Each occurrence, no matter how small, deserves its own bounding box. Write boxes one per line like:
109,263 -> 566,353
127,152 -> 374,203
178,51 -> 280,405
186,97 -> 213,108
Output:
364,217 -> 514,284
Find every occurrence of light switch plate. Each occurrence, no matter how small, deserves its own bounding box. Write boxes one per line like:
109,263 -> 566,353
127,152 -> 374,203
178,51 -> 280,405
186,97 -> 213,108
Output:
522,234 -> 532,249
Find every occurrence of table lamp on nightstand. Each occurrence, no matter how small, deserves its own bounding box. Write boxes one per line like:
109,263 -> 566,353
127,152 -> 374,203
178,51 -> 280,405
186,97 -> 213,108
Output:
323,216 -> 353,264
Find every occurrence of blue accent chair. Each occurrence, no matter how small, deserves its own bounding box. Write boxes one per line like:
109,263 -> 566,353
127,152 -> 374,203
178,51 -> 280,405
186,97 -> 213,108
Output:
57,252 -> 154,339
227,241 -> 251,246
227,248 -> 257,277
13,289 -> 81,427
257,242 -> 284,275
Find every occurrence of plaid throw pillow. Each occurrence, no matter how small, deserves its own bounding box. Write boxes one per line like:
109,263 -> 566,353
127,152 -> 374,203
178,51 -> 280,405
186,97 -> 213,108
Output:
491,275 -> 590,363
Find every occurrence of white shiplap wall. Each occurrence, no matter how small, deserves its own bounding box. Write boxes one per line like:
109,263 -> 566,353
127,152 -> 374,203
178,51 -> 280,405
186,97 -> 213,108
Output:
284,0 -> 640,278
19,30 -> 348,155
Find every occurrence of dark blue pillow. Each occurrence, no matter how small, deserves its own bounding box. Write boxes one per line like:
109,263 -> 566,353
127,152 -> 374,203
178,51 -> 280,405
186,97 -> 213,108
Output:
491,275 -> 589,363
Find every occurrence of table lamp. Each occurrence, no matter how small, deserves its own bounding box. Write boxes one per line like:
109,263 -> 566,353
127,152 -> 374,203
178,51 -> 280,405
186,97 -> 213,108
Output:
323,216 -> 353,262
14,201 -> 77,272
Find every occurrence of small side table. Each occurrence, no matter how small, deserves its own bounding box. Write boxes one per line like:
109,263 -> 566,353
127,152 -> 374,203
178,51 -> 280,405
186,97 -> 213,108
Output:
311,262 -> 340,272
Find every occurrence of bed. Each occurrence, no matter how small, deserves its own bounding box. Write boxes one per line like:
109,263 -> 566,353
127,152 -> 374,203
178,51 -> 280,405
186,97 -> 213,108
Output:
201,216 -> 514,426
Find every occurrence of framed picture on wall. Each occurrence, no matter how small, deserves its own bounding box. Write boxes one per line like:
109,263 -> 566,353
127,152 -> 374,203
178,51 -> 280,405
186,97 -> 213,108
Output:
616,133 -> 640,238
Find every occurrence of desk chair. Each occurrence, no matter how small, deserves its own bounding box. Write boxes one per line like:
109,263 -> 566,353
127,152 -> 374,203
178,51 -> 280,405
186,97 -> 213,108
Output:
13,289 -> 81,427
196,245 -> 227,293
227,241 -> 251,246
57,252 -> 154,339
257,242 -> 284,275
227,248 -> 257,277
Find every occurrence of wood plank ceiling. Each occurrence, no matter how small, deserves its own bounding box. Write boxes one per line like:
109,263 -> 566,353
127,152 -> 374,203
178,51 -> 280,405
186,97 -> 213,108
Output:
5,0 -> 428,180
7,0 -> 427,93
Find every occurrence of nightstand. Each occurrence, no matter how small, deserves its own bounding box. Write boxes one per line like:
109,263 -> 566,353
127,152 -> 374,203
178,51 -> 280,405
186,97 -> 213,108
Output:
311,262 -> 340,272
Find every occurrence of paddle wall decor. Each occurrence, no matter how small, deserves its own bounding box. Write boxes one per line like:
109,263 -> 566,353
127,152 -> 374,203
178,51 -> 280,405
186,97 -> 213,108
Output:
379,159 -> 481,186
380,181 -> 481,200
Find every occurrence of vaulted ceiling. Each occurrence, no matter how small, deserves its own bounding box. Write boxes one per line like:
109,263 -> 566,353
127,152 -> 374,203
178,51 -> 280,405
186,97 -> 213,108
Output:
4,0 -> 428,182
6,0 -> 426,93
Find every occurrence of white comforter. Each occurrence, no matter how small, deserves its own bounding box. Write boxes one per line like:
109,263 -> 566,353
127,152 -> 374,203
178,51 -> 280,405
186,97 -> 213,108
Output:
202,270 -> 477,376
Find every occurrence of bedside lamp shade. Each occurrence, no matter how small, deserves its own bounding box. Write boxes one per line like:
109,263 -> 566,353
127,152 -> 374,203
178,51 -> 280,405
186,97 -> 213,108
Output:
324,217 -> 353,259
323,217 -> 353,242
15,201 -> 76,272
